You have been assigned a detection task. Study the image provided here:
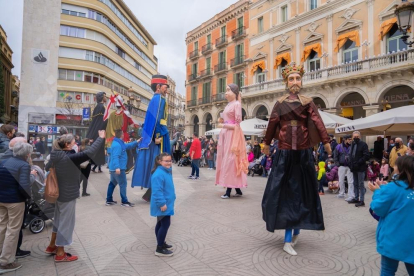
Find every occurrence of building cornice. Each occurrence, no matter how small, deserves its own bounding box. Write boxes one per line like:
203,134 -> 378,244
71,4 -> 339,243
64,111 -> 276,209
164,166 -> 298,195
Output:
186,0 -> 251,44
250,0 -> 363,46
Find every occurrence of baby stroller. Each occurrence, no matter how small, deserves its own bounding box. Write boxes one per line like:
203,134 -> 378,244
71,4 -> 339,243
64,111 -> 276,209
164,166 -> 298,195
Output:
178,154 -> 191,167
248,158 -> 264,177
24,166 -> 55,234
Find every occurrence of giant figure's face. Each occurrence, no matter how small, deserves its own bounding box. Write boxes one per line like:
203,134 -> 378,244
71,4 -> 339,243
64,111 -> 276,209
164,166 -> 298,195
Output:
287,73 -> 302,94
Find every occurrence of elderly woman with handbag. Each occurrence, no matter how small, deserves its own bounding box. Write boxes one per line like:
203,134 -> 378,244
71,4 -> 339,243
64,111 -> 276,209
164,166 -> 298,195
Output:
44,131 -> 105,262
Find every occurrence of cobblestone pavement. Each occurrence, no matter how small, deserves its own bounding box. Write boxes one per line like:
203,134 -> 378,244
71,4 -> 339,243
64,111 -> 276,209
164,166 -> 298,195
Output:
7,164 -> 409,276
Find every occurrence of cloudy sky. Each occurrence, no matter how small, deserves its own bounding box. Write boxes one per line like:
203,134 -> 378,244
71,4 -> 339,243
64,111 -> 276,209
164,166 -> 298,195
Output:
0,0 -> 238,96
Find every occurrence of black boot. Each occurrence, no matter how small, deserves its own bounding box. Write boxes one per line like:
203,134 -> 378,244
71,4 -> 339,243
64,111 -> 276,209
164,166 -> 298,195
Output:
155,246 -> 173,257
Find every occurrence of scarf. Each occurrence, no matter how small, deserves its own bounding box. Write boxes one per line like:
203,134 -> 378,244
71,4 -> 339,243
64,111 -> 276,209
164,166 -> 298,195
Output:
231,125 -> 249,176
113,137 -> 126,151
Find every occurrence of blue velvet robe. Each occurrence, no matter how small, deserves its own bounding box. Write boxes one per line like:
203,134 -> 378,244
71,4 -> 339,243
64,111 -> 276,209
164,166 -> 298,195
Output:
131,94 -> 171,188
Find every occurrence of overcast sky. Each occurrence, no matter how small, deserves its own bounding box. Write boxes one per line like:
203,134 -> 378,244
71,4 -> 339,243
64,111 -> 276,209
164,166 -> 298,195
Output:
0,0 -> 238,96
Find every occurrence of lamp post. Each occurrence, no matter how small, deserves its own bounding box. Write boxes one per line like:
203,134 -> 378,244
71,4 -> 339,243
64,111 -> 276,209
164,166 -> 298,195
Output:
395,0 -> 414,47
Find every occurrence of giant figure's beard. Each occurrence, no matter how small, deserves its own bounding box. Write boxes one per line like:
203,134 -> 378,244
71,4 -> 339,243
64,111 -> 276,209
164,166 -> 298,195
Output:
288,84 -> 302,94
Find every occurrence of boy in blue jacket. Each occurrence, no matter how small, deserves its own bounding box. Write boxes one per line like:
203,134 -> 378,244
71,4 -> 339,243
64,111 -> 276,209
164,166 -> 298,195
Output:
106,129 -> 140,207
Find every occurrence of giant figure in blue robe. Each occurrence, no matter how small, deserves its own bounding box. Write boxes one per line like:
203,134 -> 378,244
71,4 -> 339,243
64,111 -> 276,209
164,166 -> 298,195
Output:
132,75 -> 171,189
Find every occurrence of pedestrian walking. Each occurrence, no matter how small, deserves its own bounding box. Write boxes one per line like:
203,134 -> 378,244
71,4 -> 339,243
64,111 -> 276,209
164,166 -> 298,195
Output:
0,142 -> 32,274
349,131 -> 370,207
44,131 -> 105,262
206,145 -> 214,170
188,133 -> 201,180
150,153 -> 176,257
368,155 -> 414,276
333,134 -> 355,200
79,138 -> 92,197
106,129 -> 140,207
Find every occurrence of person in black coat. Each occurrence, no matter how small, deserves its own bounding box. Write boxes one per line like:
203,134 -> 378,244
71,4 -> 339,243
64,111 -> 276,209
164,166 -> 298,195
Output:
0,142 -> 32,272
349,131 -> 370,207
44,131 -> 105,262
373,136 -> 384,161
86,92 -> 108,166
253,140 -> 261,159
34,137 -> 45,155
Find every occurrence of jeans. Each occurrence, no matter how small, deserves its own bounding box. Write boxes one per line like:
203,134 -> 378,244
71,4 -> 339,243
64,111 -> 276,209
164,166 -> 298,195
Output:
107,170 -> 128,203
207,160 -> 214,169
191,159 -> 200,177
353,171 -> 366,202
381,255 -> 414,276
284,229 -> 300,243
338,166 -> 354,197
225,188 -> 242,197
155,216 -> 171,247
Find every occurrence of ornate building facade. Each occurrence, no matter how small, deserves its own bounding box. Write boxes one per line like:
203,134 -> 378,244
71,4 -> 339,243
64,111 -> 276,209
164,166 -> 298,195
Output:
166,75 -> 186,136
185,0 -> 251,136
0,25 -> 14,124
243,0 -> 414,123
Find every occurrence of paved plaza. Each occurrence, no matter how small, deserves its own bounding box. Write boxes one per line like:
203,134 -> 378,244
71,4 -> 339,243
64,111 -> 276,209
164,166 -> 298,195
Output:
8,165 -> 409,276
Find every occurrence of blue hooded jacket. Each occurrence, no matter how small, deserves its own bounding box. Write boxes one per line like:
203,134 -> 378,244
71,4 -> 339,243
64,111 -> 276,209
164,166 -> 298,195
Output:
150,166 -> 176,217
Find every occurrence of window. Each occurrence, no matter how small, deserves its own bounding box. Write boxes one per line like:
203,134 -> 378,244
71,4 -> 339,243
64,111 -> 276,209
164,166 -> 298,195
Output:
84,72 -> 92,82
207,34 -> 211,45
59,69 -> 67,80
194,41 -> 198,51
75,71 -> 83,81
67,70 -> 75,80
310,0 -> 318,10
218,77 -> 226,93
238,17 -> 244,28
202,82 -> 211,103
342,39 -> 358,63
308,50 -> 321,72
221,26 -> 226,37
191,86 -> 197,102
219,51 -> 226,64
86,51 -> 94,61
116,47 -> 125,58
60,25 -> 85,38
235,72 -> 244,88
258,17 -> 264,33
256,68 -> 266,83
235,43 -> 244,58
387,23 -> 405,53
62,9 -> 70,15
206,57 -> 211,73
281,6 -> 288,23
192,63 -> 198,76
279,59 -> 288,78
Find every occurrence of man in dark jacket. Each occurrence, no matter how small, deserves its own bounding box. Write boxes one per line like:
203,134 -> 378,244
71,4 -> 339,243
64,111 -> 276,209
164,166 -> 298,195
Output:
253,140 -> 261,159
333,134 -> 354,201
0,142 -> 32,273
349,131 -> 370,207
373,136 -> 384,161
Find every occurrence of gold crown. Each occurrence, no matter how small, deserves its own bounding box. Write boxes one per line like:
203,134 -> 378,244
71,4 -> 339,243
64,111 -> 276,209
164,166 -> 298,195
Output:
282,62 -> 305,82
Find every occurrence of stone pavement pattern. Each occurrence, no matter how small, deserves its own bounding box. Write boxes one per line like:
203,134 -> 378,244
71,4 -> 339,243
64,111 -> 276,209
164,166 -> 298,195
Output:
6,165 -> 409,276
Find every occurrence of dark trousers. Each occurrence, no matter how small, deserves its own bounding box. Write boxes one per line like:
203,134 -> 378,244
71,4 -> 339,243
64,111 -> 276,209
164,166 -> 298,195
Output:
17,202 -> 29,252
225,188 -> 242,197
381,255 -> 414,276
318,175 -> 326,193
80,163 -> 91,194
191,159 -> 200,177
92,164 -> 101,172
174,150 -> 181,163
155,216 -> 171,247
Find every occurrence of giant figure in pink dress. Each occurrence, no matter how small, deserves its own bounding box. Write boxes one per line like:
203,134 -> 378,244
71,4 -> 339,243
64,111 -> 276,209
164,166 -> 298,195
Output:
215,84 -> 248,199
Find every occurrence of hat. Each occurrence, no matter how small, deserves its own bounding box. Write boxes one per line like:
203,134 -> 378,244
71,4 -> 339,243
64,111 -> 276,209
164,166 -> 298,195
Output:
151,75 -> 169,92
282,62 -> 305,83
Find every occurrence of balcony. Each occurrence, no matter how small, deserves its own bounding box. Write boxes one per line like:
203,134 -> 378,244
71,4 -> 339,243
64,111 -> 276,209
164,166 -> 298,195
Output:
215,36 -> 228,48
187,99 -> 197,108
242,49 -> 414,98
198,97 -> 212,105
201,43 -> 213,55
212,93 -> 226,102
188,73 -> 198,83
214,62 -> 228,74
230,55 -> 245,68
189,49 -> 199,60
231,26 -> 247,41
199,68 -> 212,79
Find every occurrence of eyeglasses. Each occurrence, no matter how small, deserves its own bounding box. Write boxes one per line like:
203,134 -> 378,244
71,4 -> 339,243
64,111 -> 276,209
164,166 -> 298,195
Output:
161,160 -> 172,163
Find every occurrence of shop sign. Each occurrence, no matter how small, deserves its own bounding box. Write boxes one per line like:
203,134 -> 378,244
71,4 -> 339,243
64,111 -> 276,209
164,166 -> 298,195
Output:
383,93 -> 410,102
28,125 -> 58,133
340,100 -> 365,107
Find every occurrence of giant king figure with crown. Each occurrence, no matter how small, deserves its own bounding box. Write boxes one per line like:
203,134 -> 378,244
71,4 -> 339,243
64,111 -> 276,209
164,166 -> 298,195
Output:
261,62 -> 332,256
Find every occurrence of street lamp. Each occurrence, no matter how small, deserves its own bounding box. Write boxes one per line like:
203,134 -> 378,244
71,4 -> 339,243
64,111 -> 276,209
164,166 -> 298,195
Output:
395,0 -> 414,47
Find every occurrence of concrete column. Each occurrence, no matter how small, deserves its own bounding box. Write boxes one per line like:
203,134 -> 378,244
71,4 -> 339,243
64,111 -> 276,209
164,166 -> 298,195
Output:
295,27 -> 301,63
269,39 -> 274,80
327,14 -> 333,67
367,0 -> 375,57
363,105 -> 380,117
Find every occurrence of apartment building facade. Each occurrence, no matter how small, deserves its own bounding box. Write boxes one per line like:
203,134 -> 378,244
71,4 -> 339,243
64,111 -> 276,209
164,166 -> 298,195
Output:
185,0 -> 251,136
166,75 -> 186,136
244,0 -> 414,122
0,25 -> 14,124
19,0 -> 157,136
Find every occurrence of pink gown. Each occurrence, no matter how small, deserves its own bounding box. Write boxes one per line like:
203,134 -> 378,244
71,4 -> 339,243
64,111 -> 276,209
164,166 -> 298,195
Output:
215,100 -> 248,188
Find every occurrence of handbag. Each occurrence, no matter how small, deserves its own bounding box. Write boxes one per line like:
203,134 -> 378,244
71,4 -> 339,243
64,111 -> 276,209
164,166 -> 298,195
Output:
45,165 -> 59,203
328,181 -> 339,190
80,160 -> 90,169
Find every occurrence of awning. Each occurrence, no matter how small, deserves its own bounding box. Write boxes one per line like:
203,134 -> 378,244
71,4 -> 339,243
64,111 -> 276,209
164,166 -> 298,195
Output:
56,114 -> 82,121
250,60 -> 265,75
334,30 -> 360,53
274,52 -> 291,69
301,43 -> 322,62
379,18 -> 398,40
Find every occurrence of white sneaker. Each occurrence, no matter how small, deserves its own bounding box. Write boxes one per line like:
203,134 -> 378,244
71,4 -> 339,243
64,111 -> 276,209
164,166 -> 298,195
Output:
345,197 -> 354,202
336,194 -> 345,198
291,235 -> 299,247
221,195 -> 230,199
283,243 -> 297,256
